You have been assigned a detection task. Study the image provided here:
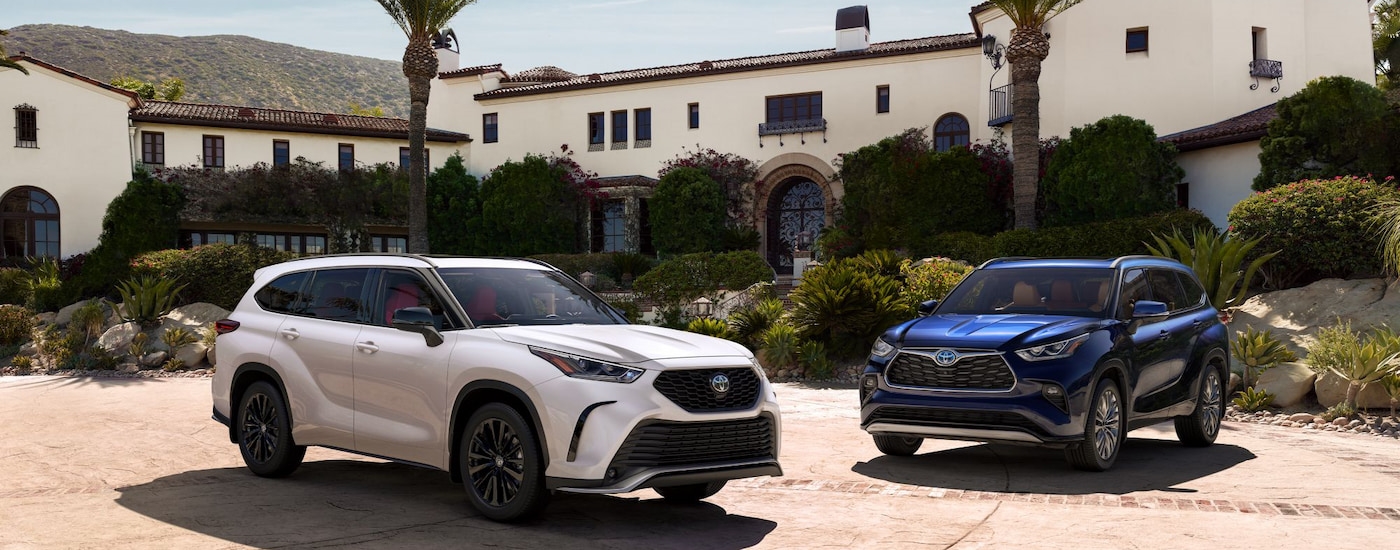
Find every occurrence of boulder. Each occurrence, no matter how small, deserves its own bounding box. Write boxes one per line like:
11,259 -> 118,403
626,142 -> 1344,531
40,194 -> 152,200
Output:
118,362 -> 140,374
165,303 -> 230,329
1253,362 -> 1317,408
54,300 -> 89,326
1232,278 -> 1394,357
1314,371 -> 1394,410
141,351 -> 168,368
174,342 -> 208,367
96,322 -> 142,355
34,312 -> 56,326
18,342 -> 38,357
207,344 -> 218,367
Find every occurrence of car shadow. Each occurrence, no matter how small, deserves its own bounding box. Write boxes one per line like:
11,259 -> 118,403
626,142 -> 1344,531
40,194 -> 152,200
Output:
0,374 -> 182,390
115,460 -> 774,549
851,436 -> 1256,495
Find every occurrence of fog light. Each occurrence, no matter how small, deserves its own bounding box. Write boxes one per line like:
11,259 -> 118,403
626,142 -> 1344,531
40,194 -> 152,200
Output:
606,468 -> 618,480
863,377 -> 877,389
1042,383 -> 1068,413
860,375 -> 879,403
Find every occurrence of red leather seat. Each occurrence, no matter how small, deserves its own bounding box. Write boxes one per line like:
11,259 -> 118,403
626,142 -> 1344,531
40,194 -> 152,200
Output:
384,283 -> 421,325
465,286 -> 501,323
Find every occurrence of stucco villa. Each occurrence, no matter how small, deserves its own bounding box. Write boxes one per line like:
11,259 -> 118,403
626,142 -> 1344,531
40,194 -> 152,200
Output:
0,0 -> 1376,266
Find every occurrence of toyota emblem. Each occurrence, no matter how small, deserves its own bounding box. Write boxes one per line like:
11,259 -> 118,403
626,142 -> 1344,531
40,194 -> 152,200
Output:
933,349 -> 960,367
710,373 -> 731,394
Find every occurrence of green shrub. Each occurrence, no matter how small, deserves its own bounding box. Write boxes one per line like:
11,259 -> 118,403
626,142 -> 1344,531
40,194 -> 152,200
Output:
1255,76 -> 1400,190
479,154 -> 589,256
161,357 -> 186,372
113,276 -> 186,327
815,224 -> 862,261
729,299 -> 786,350
651,167 -> 726,255
25,257 -> 70,312
1380,373 -> 1400,419
64,346 -> 119,371
990,209 -> 1215,258
0,305 -> 35,346
427,153 -> 485,255
686,317 -> 734,340
1041,115 -> 1183,227
912,232 -> 996,265
39,326 -> 82,367
798,340 -> 836,380
130,244 -> 296,310
1232,387 -> 1275,412
659,147 -> 761,226
1321,403 -> 1357,422
1228,176 -> 1395,288
720,226 -> 761,252
531,253 -> 655,286
760,323 -> 800,370
853,250 -> 906,278
161,326 -> 198,361
11,355 -> 34,372
70,300 -> 107,345
1230,326 -> 1297,388
900,258 -> 973,309
0,268 -> 30,305
633,251 -> 773,307
70,170 -> 185,297
129,332 -> 150,359
1306,322 -> 1400,410
788,260 -> 910,358
1306,320 -> 1359,375
606,298 -> 642,323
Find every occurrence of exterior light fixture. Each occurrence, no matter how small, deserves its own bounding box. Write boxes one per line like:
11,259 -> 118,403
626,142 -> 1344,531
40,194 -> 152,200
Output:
692,297 -> 714,318
982,35 -> 1005,70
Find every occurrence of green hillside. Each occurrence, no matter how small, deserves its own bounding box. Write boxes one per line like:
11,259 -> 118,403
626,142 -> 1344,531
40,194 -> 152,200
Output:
4,24 -> 410,118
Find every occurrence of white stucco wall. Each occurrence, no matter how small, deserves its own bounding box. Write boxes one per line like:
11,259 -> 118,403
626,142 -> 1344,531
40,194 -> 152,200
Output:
132,122 -> 466,172
1176,140 -> 1262,229
0,62 -> 136,257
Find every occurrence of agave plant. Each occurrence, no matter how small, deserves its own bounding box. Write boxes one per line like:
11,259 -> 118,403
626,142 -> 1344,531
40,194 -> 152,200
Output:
114,276 -> 187,327
853,249 -> 906,278
1232,386 -> 1275,412
1147,228 -> 1278,322
797,340 -> 835,380
70,300 -> 107,346
129,332 -> 150,359
685,317 -> 734,341
1332,338 -> 1400,411
788,262 -> 911,357
1229,326 -> 1296,389
161,326 -> 198,359
1379,373 -> 1400,420
728,299 -> 785,349
760,323 -> 800,370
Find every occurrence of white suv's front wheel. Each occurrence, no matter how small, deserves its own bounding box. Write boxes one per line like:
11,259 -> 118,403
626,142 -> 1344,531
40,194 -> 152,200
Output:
461,403 -> 549,521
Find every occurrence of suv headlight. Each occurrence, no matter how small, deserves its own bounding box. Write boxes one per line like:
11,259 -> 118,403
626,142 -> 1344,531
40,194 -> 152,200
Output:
870,338 -> 897,359
530,348 -> 644,383
1015,334 -> 1091,362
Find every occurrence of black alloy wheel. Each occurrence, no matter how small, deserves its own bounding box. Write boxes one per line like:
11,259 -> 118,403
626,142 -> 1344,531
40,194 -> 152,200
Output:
460,403 -> 548,521
236,380 -> 305,477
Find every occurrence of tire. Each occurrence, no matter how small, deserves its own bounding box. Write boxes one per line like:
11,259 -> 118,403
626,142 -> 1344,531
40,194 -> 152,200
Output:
236,380 -> 306,478
872,434 -> 924,456
460,403 -> 549,522
1175,364 -> 1224,447
655,481 -> 726,503
1065,378 -> 1124,472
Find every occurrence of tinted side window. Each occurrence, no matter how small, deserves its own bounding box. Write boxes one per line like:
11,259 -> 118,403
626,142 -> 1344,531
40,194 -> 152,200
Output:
376,270 -> 449,328
303,269 -> 370,322
1176,271 -> 1206,309
1118,269 -> 1150,319
254,272 -> 309,313
1148,269 -> 1188,312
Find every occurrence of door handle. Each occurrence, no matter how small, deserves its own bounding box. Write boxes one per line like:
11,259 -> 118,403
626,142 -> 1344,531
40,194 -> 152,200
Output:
1158,330 -> 1171,340
280,328 -> 300,340
356,341 -> 380,354
1191,320 -> 1203,327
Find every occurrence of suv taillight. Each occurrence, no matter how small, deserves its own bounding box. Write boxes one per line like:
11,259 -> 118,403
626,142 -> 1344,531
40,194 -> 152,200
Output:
214,320 -> 241,335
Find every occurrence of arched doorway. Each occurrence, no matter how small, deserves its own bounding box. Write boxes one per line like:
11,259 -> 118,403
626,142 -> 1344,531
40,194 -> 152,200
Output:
1,187 -> 60,258
766,178 -> 826,274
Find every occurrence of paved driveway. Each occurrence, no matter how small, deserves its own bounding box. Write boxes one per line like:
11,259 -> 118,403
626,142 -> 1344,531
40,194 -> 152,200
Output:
2,376 -> 1398,549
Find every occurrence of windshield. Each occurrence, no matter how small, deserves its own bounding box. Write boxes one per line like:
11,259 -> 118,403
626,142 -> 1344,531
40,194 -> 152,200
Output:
939,267 -> 1115,318
437,267 -> 626,327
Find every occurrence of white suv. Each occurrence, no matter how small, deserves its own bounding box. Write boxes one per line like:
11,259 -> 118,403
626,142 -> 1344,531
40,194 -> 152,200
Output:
211,254 -> 782,521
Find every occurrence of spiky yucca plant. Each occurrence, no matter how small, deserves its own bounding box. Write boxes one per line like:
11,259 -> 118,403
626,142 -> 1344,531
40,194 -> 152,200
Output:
686,317 -> 734,341
1147,228 -> 1278,320
1232,387 -> 1275,412
798,340 -> 835,380
113,277 -> 186,328
728,298 -> 785,349
1334,338 -> 1400,411
1229,326 -> 1296,388
760,323 -> 800,370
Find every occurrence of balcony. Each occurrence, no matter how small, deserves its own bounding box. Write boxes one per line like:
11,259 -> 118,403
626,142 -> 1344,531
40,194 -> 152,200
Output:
1249,59 -> 1283,92
758,118 -> 827,137
988,84 -> 1013,127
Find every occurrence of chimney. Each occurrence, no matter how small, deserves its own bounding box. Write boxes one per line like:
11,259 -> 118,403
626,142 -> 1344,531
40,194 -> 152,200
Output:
835,6 -> 871,53
433,28 -> 461,73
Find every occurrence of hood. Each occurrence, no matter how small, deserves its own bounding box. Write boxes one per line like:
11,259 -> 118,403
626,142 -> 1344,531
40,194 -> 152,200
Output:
490,324 -> 751,365
900,314 -> 1106,350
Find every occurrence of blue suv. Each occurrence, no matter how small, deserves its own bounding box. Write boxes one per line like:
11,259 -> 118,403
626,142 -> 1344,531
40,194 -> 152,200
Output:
859,257 -> 1229,471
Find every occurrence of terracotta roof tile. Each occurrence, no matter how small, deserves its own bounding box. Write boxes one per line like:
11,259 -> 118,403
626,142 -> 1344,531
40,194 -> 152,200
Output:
474,33 -> 980,99
131,101 -> 470,143
1160,103 -> 1276,152
506,66 -> 578,83
439,63 -> 506,80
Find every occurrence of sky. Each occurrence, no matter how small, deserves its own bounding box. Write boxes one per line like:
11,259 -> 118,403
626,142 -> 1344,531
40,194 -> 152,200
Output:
0,0 -> 980,74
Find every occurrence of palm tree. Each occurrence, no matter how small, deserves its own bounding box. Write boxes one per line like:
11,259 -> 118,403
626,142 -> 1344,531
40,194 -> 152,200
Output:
374,0 -> 476,253
987,0 -> 1081,229
1,30 -> 30,75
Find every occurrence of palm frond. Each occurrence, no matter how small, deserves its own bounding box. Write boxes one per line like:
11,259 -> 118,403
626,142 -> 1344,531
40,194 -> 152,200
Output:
375,0 -> 477,38
986,0 -> 1083,28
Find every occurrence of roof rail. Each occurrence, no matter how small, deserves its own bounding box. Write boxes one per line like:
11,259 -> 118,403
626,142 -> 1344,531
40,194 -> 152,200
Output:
276,252 -> 440,267
976,257 -> 1035,269
1110,255 -> 1164,268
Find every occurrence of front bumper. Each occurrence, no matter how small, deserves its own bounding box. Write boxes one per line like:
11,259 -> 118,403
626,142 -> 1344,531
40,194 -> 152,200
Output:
860,371 -> 1087,446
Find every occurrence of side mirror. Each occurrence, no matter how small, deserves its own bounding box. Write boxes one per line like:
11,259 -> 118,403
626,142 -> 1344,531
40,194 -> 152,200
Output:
1131,300 -> 1169,319
392,306 -> 444,347
916,300 -> 939,317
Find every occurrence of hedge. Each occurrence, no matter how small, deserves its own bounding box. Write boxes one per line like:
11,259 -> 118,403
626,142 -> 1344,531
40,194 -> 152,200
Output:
130,244 -> 298,310
633,251 -> 773,306
915,209 -> 1215,264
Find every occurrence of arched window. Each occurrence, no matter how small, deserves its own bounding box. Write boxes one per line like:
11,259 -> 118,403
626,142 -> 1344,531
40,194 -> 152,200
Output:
1,187 -> 60,258
934,113 -> 971,152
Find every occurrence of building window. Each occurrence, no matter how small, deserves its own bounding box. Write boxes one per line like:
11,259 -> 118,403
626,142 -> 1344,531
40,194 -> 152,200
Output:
398,147 -> 428,172
765,92 -> 822,124
273,140 -> 290,167
370,235 -> 408,253
688,103 -> 700,129
1,187 -> 60,258
591,200 -> 626,253
1176,182 -> 1190,209
338,143 -> 355,171
933,113 -> 971,152
588,112 -> 605,150
142,132 -> 165,166
635,108 -> 652,144
1252,27 -> 1268,60
1126,28 -> 1149,53
876,86 -> 890,114
483,113 -> 498,143
202,135 -> 225,169
186,232 -> 236,247
14,105 -> 37,148
611,110 -> 628,146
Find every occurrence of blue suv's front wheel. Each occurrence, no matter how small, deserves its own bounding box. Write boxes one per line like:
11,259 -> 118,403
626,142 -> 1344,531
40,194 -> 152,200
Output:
1065,379 -> 1124,471
872,434 -> 924,456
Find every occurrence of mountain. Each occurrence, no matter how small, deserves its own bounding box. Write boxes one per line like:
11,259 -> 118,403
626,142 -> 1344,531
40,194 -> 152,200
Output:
3,24 -> 410,118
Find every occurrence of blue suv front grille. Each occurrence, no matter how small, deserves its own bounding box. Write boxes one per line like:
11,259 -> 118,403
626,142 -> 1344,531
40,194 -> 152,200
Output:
886,351 -> 1015,391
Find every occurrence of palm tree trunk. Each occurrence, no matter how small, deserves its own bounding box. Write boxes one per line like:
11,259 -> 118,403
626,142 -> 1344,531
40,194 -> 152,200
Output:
1006,28 -> 1050,230
403,40 -> 437,254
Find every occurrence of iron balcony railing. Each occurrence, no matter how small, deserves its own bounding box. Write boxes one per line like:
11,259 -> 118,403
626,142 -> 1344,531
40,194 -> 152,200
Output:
759,118 -> 827,136
988,84 -> 1013,127
1249,59 -> 1283,79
